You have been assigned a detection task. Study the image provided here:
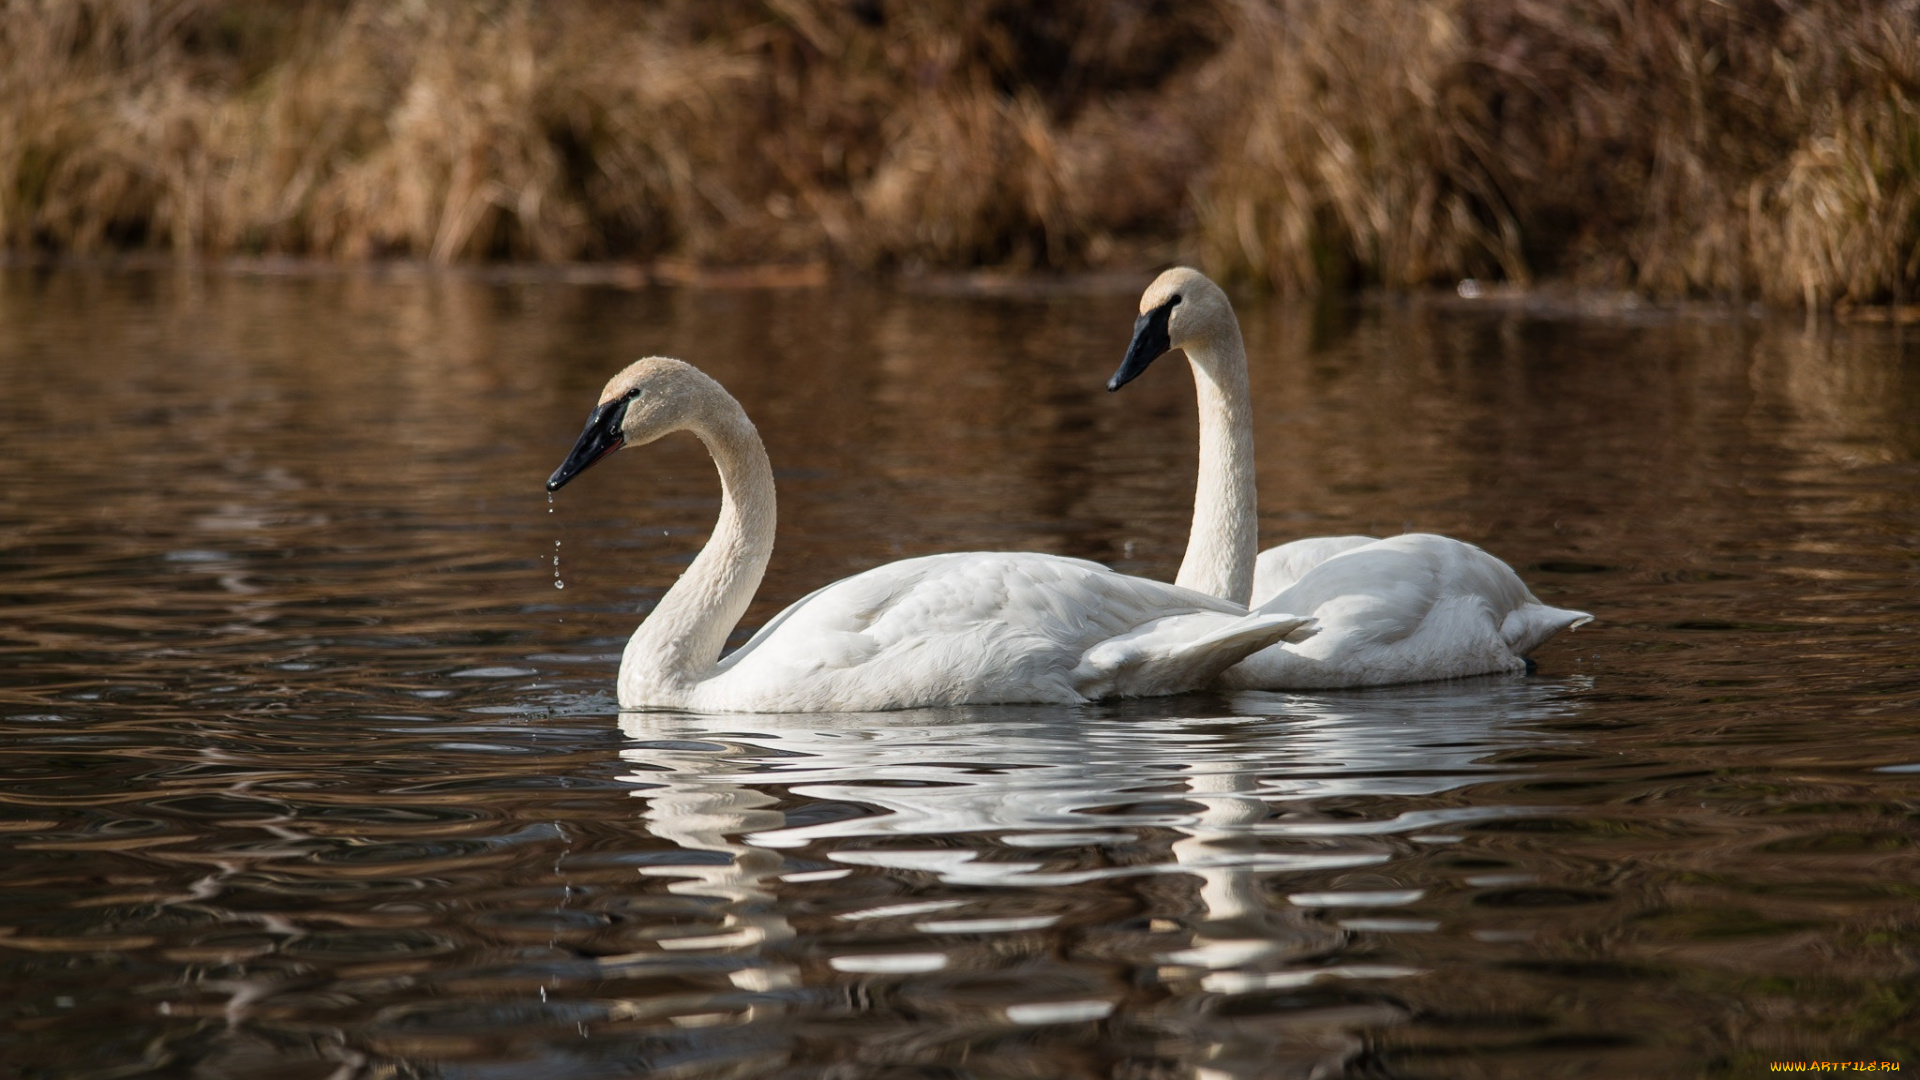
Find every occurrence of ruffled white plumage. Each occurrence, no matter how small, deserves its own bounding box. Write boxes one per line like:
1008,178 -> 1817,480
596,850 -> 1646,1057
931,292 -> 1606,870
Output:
1224,533 -> 1591,688
681,550 -> 1311,712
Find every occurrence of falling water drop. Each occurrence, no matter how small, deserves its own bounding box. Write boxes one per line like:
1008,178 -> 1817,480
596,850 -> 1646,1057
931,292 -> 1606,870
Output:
553,539 -> 564,589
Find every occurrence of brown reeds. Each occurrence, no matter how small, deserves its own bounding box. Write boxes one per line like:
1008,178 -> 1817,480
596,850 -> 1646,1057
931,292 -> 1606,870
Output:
2,0 -> 1915,305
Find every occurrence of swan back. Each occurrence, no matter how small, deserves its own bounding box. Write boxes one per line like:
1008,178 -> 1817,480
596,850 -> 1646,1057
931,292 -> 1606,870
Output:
1251,535 -> 1380,602
1231,534 -> 1591,688
697,551 -> 1307,712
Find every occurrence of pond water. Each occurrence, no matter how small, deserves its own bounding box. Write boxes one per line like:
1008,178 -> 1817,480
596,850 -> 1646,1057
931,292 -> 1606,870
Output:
1,264 -> 1916,1078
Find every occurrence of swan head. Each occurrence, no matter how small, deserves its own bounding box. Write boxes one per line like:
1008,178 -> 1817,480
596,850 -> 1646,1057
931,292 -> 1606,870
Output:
1108,267 -> 1236,391
547,357 -> 720,492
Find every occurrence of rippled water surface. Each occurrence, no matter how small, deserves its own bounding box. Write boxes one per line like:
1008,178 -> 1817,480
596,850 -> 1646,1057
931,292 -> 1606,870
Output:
3,266 -> 1917,1078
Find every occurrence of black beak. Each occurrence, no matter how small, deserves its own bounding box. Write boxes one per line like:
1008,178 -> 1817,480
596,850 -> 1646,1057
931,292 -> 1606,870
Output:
1107,296 -> 1179,391
547,396 -> 630,492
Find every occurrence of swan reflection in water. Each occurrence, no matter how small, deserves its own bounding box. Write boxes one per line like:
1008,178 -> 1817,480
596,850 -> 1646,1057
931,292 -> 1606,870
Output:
616,676 -> 1588,1078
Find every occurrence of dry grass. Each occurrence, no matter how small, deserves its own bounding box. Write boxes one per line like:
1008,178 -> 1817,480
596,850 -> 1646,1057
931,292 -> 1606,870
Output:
2,0 -> 1915,305
1191,0 -> 1523,292
1193,0 -> 1920,303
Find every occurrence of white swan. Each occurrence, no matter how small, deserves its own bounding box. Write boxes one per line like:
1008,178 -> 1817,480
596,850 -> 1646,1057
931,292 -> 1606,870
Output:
1107,267 -> 1591,688
547,356 -> 1314,712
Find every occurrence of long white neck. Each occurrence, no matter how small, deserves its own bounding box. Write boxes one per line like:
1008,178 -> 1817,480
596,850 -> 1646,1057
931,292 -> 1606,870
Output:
621,402 -> 776,696
1176,322 -> 1258,606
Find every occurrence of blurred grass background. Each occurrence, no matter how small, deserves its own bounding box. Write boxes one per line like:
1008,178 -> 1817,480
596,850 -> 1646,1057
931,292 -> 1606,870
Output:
2,0 -> 1916,305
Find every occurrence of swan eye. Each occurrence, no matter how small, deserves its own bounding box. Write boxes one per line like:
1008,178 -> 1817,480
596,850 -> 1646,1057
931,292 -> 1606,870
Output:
1169,293 -> 1183,306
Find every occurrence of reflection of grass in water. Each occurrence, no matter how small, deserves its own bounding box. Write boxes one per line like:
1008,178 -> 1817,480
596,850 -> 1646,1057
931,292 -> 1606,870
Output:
1700,976 -> 1919,1075
1629,905 -> 1819,941
2,1 -> 1916,305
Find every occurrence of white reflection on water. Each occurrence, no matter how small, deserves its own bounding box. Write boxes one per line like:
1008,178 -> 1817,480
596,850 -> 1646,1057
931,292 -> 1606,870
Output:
615,765 -> 800,1003
619,680 -> 1584,859
615,676 -> 1587,1041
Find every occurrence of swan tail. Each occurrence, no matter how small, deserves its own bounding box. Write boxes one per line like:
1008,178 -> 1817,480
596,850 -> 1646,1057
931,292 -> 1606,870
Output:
1073,611 -> 1313,699
1500,603 -> 1593,656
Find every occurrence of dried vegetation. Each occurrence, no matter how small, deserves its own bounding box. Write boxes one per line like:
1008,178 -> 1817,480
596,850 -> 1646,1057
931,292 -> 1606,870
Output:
2,0 -> 1916,304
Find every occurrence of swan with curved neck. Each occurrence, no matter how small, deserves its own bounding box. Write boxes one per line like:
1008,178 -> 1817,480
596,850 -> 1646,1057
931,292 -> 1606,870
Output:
548,356 -> 1314,712
1109,268 -> 1591,688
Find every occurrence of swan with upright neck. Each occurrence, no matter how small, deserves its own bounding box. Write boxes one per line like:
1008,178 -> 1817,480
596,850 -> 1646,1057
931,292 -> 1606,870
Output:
1107,268 -> 1590,688
547,357 -> 1314,712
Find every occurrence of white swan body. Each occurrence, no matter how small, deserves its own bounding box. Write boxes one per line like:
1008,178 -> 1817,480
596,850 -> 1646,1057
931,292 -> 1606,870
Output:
1109,268 -> 1590,688
548,357 -> 1313,713
1229,532 -> 1591,688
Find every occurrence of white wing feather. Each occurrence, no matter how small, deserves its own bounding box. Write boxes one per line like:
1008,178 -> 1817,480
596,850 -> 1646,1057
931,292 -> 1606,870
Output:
681,552 -> 1307,712
1222,534 -> 1591,689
